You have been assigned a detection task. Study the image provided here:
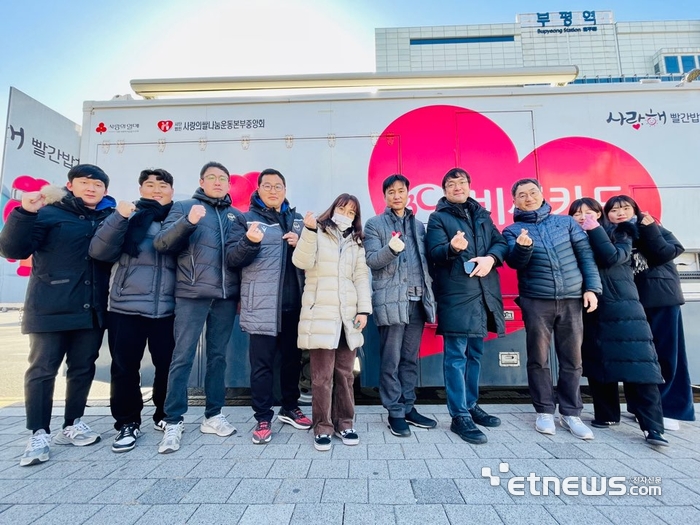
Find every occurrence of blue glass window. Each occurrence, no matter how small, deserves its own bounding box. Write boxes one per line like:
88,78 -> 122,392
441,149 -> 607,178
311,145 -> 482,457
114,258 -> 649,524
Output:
681,55 -> 696,72
664,56 -> 680,74
410,36 -> 515,45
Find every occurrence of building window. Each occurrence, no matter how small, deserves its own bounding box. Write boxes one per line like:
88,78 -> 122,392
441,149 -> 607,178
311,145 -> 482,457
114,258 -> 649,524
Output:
681,55 -> 696,72
664,56 -> 680,74
410,36 -> 515,45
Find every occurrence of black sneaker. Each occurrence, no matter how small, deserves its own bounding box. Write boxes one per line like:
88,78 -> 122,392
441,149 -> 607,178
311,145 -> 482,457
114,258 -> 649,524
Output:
388,416 -> 411,437
112,423 -> 142,453
591,420 -> 620,429
451,415 -> 487,444
645,430 -> 669,447
405,408 -> 437,429
469,404 -> 501,428
314,434 -> 332,451
335,428 -> 360,446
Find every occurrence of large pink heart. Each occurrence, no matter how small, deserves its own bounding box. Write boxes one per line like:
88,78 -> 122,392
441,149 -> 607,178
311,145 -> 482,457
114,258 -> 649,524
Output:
367,105 -> 661,357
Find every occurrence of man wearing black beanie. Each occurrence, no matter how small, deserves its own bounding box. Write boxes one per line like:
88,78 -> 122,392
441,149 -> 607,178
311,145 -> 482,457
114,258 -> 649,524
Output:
0,164 -> 116,466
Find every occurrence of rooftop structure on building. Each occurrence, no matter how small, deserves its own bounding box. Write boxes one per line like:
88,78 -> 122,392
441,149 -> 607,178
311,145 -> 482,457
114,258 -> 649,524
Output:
375,9 -> 700,84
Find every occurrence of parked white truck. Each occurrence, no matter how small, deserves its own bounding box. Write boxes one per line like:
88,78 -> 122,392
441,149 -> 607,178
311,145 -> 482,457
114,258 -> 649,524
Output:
8,72 -> 700,388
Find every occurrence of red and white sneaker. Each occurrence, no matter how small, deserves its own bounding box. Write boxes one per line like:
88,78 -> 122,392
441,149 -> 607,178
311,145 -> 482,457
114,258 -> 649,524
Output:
277,408 -> 312,430
252,420 -> 272,444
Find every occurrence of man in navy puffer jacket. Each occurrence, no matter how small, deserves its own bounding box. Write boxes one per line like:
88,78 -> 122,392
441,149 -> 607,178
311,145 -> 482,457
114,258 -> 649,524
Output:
502,178 -> 601,440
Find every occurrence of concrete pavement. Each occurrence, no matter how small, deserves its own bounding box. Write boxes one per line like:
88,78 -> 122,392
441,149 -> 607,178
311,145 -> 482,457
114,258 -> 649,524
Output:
0,401 -> 698,524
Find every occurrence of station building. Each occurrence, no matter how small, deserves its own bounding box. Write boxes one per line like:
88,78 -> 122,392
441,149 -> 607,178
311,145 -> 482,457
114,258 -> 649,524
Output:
375,9 -> 700,83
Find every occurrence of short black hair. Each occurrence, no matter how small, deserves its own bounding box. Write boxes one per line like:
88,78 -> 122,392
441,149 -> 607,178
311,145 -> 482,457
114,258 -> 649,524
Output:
441,168 -> 470,190
67,164 -> 109,189
258,168 -> 286,187
199,161 -> 229,179
382,174 -> 410,194
139,168 -> 173,186
511,178 -> 541,197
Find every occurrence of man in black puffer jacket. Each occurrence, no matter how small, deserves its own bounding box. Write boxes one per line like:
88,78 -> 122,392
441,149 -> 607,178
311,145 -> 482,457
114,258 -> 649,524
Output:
153,161 -> 245,454
502,178 -> 602,441
89,168 -> 177,454
426,168 -> 507,445
0,164 -> 115,467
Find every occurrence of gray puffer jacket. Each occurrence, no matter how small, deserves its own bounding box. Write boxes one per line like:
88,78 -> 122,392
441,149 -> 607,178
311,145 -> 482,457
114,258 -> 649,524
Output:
154,189 -> 244,300
89,211 -> 176,318
364,207 -> 436,326
502,202 -> 602,299
227,196 -> 305,336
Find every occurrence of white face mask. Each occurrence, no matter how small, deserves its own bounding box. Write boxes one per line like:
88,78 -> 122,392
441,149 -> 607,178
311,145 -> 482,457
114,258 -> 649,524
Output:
332,213 -> 353,230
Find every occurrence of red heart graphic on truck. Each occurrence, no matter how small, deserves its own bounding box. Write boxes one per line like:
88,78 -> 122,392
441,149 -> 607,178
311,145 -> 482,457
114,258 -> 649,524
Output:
157,120 -> 174,132
367,105 -> 661,356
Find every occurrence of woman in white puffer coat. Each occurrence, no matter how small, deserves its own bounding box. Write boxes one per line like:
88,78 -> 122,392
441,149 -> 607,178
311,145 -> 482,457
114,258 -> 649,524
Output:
292,193 -> 372,452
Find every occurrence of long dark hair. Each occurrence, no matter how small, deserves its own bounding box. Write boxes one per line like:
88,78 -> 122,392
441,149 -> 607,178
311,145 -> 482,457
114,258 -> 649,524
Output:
569,197 -> 630,241
317,193 -> 364,243
603,194 -> 642,222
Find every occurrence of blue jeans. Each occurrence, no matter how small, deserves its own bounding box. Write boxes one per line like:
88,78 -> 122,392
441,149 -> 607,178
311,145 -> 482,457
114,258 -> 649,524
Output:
163,297 -> 237,423
442,335 -> 484,418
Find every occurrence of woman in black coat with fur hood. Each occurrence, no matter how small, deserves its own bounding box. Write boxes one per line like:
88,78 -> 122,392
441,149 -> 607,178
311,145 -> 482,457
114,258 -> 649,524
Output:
569,198 -> 666,447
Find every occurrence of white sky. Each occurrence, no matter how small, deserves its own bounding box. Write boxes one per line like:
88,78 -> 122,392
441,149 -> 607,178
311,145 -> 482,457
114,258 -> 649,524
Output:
1,0 -> 699,131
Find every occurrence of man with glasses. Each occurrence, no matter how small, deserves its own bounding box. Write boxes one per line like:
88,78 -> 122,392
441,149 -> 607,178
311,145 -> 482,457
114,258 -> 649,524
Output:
503,178 -> 601,440
228,168 -> 311,444
153,161 -> 244,453
426,168 -> 507,444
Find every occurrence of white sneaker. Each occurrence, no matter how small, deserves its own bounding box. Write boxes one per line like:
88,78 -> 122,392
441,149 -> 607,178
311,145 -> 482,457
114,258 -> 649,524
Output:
20,430 -> 51,467
158,421 -> 184,454
535,413 -> 556,435
153,420 -> 167,432
663,417 -> 680,431
53,419 -> 101,446
560,415 -> 594,440
200,413 -> 237,437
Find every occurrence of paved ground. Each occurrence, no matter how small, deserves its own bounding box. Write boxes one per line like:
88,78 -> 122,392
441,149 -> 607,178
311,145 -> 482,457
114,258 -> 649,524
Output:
0,401 -> 698,524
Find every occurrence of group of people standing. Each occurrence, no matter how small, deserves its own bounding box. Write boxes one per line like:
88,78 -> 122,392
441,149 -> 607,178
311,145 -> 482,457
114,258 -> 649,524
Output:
0,162 -> 693,467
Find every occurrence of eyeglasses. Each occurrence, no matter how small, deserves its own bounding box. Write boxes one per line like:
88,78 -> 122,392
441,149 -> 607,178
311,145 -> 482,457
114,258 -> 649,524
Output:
260,183 -> 285,192
445,180 -> 469,190
203,175 -> 229,183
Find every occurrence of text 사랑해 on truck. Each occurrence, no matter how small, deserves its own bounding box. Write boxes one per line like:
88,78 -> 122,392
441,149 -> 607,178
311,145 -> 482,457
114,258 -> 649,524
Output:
5,70 -> 700,390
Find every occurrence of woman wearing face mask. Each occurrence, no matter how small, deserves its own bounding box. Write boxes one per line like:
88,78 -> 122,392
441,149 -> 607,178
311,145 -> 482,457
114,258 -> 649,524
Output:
604,195 -> 695,431
292,194 -> 372,451
568,198 -> 667,446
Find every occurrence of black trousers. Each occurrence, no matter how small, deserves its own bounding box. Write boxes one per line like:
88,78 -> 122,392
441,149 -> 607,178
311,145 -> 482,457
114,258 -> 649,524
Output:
26,327 -> 104,432
108,312 -> 175,430
248,310 -> 302,422
588,378 -> 664,433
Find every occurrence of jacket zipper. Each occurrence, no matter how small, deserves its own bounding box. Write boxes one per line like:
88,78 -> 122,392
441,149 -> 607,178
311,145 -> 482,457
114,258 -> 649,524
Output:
217,208 -> 227,299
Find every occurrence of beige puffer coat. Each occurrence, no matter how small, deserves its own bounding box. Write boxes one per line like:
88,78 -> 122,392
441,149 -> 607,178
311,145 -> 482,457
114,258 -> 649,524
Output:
292,225 -> 372,350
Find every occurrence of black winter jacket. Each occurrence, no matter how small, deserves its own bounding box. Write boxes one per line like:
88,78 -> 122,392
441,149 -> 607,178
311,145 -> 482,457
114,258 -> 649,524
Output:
227,193 -> 305,336
154,188 -> 244,300
89,209 -> 176,318
633,221 -> 685,308
582,223 -> 663,384
426,197 -> 507,337
0,191 -> 115,333
502,202 -> 602,299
